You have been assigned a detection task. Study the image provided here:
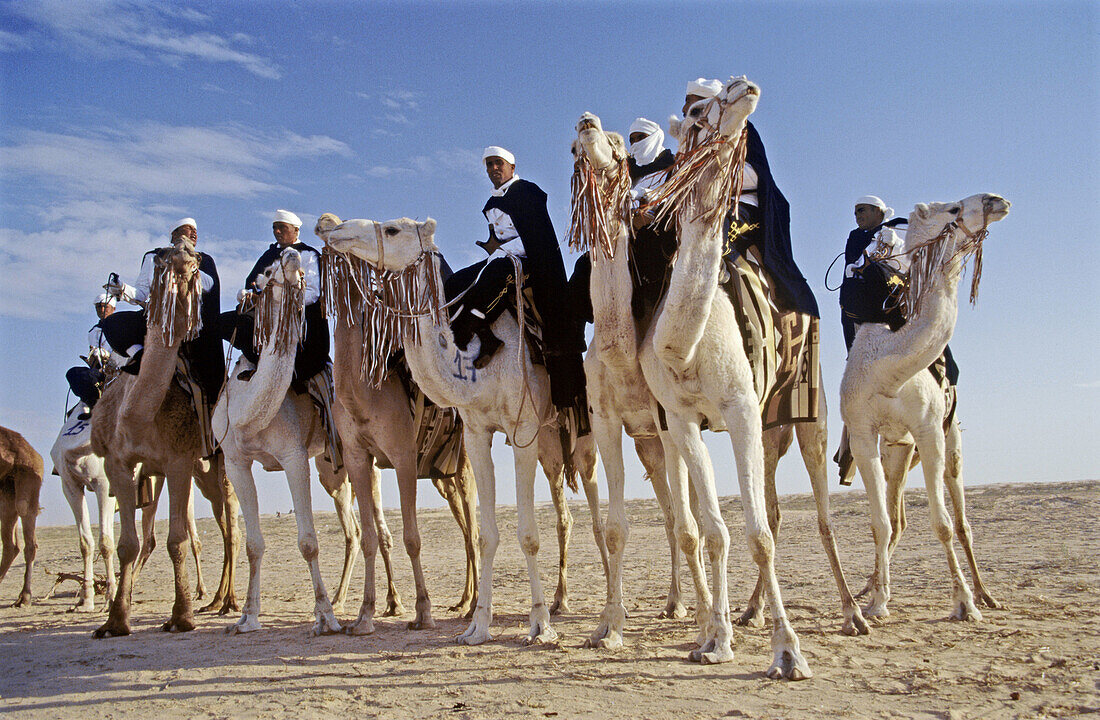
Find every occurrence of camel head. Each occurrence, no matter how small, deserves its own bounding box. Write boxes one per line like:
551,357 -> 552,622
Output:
571,112 -> 627,171
678,75 -> 760,146
320,217 -> 438,273
252,247 -> 305,356
147,240 -> 202,345
254,246 -> 304,293
905,193 -> 1011,313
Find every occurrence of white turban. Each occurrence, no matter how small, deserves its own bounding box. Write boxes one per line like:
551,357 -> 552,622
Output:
273,209 -> 302,228
95,293 -> 116,306
482,146 -> 515,166
173,217 -> 197,232
855,195 -> 893,220
628,117 -> 666,166
686,78 -> 723,99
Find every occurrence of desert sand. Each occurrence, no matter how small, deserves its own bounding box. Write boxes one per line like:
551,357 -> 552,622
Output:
0,479 -> 1096,719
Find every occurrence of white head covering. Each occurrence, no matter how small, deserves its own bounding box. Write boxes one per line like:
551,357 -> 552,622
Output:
94,292 -> 116,307
855,195 -> 893,220
686,77 -> 723,99
628,117 -> 666,166
482,146 -> 515,166
273,209 -> 302,228
172,217 -> 197,232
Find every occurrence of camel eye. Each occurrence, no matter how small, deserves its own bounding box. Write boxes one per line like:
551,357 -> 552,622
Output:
949,206 -> 961,215
384,226 -> 399,237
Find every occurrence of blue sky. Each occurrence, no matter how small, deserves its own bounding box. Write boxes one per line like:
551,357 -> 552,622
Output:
1,0 -> 1096,527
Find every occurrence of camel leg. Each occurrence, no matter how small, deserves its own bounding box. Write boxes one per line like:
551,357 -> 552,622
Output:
944,419 -> 999,609
134,475 -> 164,585
658,429 -> 711,643
316,459 -> 359,615
457,429 -> 497,646
95,462 -> 140,638
60,475 -> 97,611
225,453 -> 265,634
737,424 -> 791,629
912,425 -> 981,622
185,487 -> 206,602
724,398 -> 810,681
576,435 -> 610,604
161,463 -> 196,632
636,436 -> 687,620
285,451 -> 341,636
94,480 -> 118,608
0,502 -> 21,605
661,415 -> 734,666
796,396 -> 869,637
852,428 -> 893,619
193,459 -> 240,614
394,453 -> 434,630
432,460 -> 479,616
515,439 -> 555,645
15,498 -> 37,607
856,438 -> 912,598
585,412 -> 628,649
343,453 -> 380,636
545,453 -> 574,616
370,469 -> 405,618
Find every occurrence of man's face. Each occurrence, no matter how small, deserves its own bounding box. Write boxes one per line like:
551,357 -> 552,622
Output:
854,204 -> 886,230
485,157 -> 515,189
629,132 -> 648,145
171,224 -> 197,244
273,222 -> 299,246
95,303 -> 115,320
682,94 -> 707,116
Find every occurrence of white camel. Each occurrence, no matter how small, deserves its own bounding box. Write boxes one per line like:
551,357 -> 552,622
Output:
840,192 -> 1009,622
569,114 -> 713,650
637,76 -> 810,679
51,407 -> 242,614
215,247 -> 347,636
319,217 -> 608,646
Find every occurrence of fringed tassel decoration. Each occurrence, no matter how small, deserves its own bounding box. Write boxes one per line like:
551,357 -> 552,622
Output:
649,127 -> 748,238
320,247 -> 368,328
146,247 -> 202,346
253,276 -> 304,357
568,154 -> 632,260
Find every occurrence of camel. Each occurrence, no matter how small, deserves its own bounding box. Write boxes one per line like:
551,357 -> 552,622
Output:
314,212 -> 481,634
51,407 -> 241,614
0,425 -> 42,607
212,246 -> 355,635
569,114 -> 713,650
840,192 -> 1010,622
636,76 -> 811,679
90,241 -> 208,636
319,216 -> 608,646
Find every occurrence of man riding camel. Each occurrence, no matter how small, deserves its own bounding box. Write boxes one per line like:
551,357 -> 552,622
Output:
65,293 -> 119,419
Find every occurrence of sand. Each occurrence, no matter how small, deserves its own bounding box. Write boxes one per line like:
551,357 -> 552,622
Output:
0,479 -> 1097,719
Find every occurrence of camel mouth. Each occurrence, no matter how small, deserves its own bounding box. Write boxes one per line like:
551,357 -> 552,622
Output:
577,119 -> 598,132
984,196 -> 1011,219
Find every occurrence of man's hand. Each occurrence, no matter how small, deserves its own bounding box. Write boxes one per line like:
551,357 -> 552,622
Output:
632,207 -> 656,230
237,288 -> 254,306
476,236 -> 503,255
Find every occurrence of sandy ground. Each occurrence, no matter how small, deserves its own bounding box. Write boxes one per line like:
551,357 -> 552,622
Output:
0,479 -> 1097,719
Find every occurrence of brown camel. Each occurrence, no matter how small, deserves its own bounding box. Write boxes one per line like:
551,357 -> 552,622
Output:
90,242 -> 209,637
0,425 -> 43,607
315,214 -> 479,634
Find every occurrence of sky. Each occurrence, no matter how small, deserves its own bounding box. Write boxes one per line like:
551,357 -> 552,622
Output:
1,0 -> 1097,528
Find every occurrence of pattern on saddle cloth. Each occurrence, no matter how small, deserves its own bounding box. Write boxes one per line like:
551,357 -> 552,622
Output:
723,245 -> 821,430
306,365 -> 344,474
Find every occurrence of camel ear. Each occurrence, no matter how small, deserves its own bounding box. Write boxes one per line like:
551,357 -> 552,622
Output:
914,203 -> 930,219
668,115 -> 682,140
421,218 -> 437,237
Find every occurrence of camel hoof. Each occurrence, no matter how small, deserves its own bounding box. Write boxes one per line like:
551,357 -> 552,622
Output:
951,602 -> 982,623
161,615 -> 196,633
69,600 -> 96,613
979,593 -> 1002,610
842,610 -> 871,637
549,598 -> 570,616
688,638 -> 716,663
524,624 -> 559,646
862,601 -> 889,619
658,601 -> 688,620
345,618 -> 376,636
310,615 -> 343,637
734,606 -> 766,628
767,650 -> 812,680
448,602 -> 474,616
407,616 -> 436,631
382,599 -> 406,617
197,598 -> 223,614
583,630 -> 623,651
456,628 -> 491,646
226,615 -> 262,634
11,594 -> 32,608
93,620 -> 131,638
218,598 -> 241,616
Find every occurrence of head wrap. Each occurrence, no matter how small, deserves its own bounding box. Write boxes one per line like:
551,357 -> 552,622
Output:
482,146 -> 515,166
173,217 -> 197,232
273,209 -> 302,228
855,195 -> 893,220
94,293 -> 116,307
686,78 -> 723,99
628,117 -> 666,166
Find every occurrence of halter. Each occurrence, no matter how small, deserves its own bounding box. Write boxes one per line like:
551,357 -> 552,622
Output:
146,244 -> 203,346
903,203 -> 992,317
252,254 -> 305,356
568,142 -> 632,260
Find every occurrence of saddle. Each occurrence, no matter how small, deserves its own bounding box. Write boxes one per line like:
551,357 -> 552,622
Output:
383,355 -> 466,480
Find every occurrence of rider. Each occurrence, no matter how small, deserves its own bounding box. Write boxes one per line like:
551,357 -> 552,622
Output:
65,294 -> 119,419
224,209 -> 329,395
100,217 -> 224,402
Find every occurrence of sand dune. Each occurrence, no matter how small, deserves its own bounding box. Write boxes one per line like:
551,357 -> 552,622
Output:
0,479 -> 1096,719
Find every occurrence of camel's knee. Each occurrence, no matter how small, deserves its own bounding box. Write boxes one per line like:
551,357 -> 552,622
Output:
518,529 -> 539,557
955,519 -> 973,544
166,537 -> 188,564
402,528 -> 422,559
245,537 -> 265,565
79,534 -> 93,557
377,525 -> 395,553
359,531 -> 378,558
745,528 -> 774,566
298,534 -> 319,562
479,529 -> 499,558
191,537 -> 203,556
98,535 -> 115,558
931,516 -> 953,545
116,537 -> 140,566
676,525 -> 700,558
606,519 -> 628,556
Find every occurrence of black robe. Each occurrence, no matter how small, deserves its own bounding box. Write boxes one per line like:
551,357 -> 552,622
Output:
628,148 -> 675,183
481,179 -> 587,410
736,121 -> 819,318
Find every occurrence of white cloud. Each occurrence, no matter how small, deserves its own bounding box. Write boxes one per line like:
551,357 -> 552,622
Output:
6,0 -> 280,79
366,148 -> 482,180
1075,380 -> 1100,389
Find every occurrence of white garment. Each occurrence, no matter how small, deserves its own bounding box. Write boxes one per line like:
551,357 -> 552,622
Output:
845,225 -> 909,278
628,118 -> 665,166
299,247 -> 322,306
630,168 -> 667,208
737,162 -> 760,208
121,250 -> 214,305
483,175 -> 527,259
